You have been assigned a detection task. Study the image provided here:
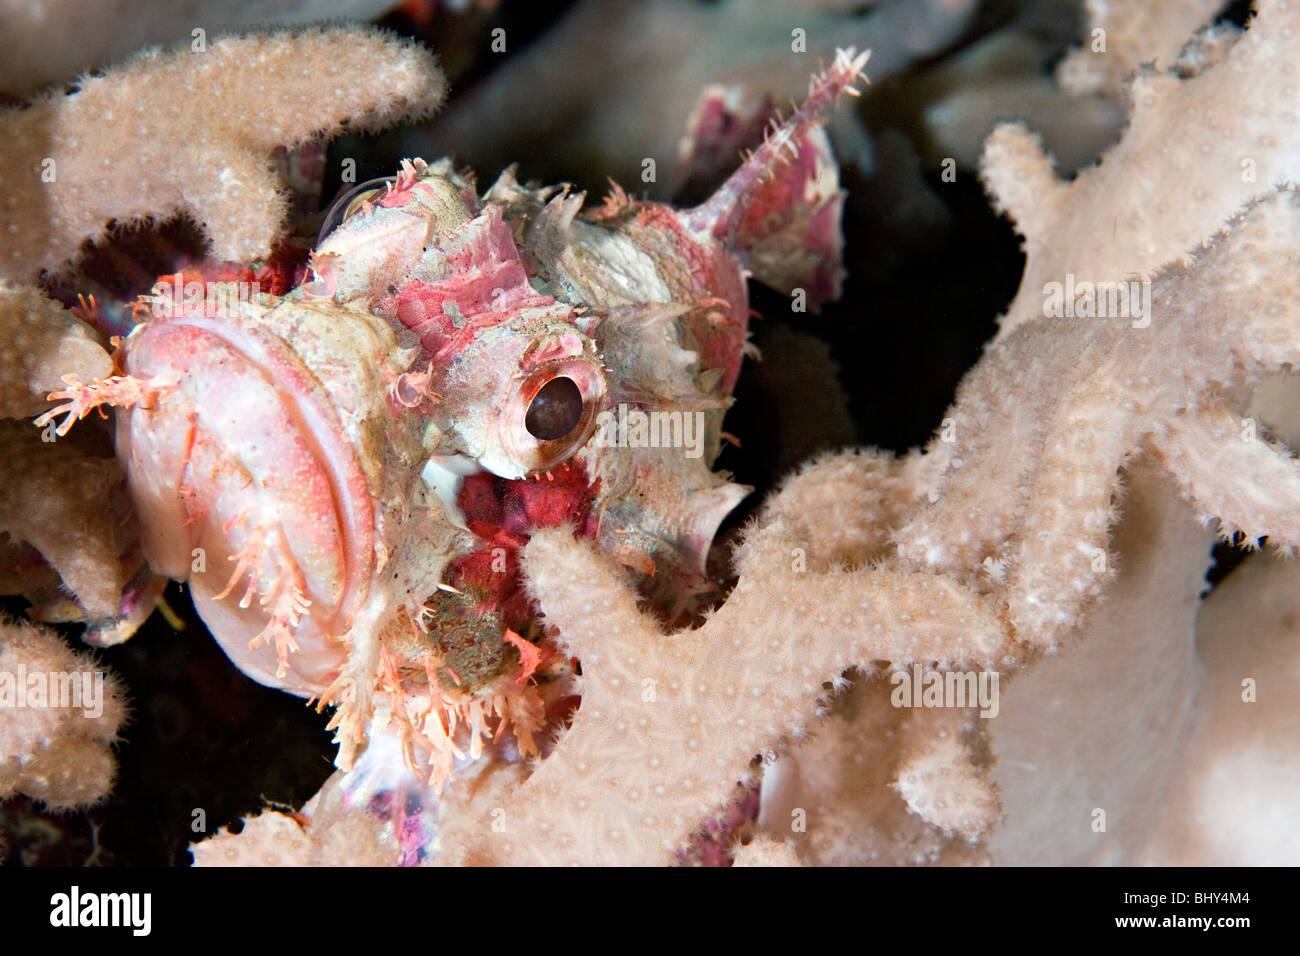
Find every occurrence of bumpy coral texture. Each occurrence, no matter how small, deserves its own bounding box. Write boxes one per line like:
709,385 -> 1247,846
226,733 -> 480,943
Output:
0,25 -> 445,282
0,0 -> 403,95
190,781 -> 397,867
190,812 -> 317,867
757,676 -> 993,866
430,520 -> 1007,865
771,2 -> 1300,866
0,617 -> 126,809
983,1 -> 1300,338
0,283 -> 111,419
730,835 -> 800,867
0,421 -> 128,619
985,460 -> 1210,864
1056,0 -> 1226,98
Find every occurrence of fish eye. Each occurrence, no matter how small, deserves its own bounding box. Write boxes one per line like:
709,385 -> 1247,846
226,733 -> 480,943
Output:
317,176 -> 397,243
525,376 -> 584,441
491,360 -> 605,477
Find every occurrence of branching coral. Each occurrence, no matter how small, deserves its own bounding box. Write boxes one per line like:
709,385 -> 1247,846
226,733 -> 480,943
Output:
0,0 -> 406,95
774,3 -> 1300,864
756,675 -> 995,865
985,459 -> 1214,864
1056,0 -> 1227,99
0,616 -> 126,809
0,282 -> 111,419
190,773 -> 397,866
0,284 -> 126,624
901,189 -> 1300,649
0,420 -> 129,621
0,25 -> 445,282
982,0 -> 1300,338
430,521 -> 1009,865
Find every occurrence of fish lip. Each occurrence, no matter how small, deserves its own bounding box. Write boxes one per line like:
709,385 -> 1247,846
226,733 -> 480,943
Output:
421,453 -> 482,531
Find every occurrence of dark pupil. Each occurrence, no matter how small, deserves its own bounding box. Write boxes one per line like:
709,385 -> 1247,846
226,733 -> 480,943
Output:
525,377 -> 584,441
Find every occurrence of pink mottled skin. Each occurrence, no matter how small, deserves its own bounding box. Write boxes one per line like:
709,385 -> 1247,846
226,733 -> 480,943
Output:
380,206 -> 560,359
37,52 -> 864,827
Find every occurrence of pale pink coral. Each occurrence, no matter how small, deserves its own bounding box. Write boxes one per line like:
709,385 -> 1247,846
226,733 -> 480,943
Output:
7,2 -> 1300,869
0,282 -> 111,419
0,420 -> 129,620
0,616 -> 126,809
430,521 -> 1009,865
1056,0 -> 1227,99
757,677 -> 993,866
0,0 -> 406,95
982,1 -> 1300,338
0,25 -> 445,282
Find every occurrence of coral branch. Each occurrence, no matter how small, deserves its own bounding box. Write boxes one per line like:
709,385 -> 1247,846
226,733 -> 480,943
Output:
0,282 -> 112,420
0,616 -> 126,809
892,706 -> 999,841
731,835 -> 800,867
0,26 -> 445,281
1056,0 -> 1227,99
757,677 -> 994,865
0,420 -> 129,619
759,447 -> 934,568
977,124 -> 1065,244
891,188 -> 1300,650
1152,406 -> 1300,551
983,0 -> 1300,337
434,524 -> 1013,865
